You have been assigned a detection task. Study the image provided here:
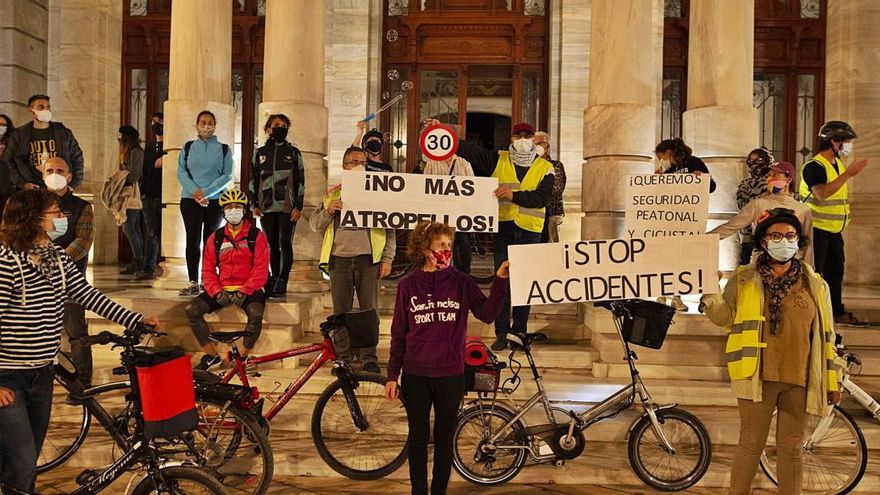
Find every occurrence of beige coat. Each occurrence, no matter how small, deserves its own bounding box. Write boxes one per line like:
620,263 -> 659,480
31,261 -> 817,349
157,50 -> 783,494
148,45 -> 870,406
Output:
100,170 -> 142,226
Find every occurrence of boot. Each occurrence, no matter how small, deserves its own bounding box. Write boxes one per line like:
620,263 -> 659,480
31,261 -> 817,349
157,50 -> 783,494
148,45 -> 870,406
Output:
263,275 -> 276,298
271,277 -> 288,298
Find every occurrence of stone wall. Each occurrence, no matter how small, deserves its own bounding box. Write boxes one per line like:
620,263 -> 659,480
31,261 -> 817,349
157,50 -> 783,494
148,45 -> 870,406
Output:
0,0 -> 49,124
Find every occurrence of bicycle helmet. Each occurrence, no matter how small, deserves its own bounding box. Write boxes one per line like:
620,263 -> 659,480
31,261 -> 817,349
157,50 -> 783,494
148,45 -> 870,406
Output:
753,208 -> 808,249
818,121 -> 857,141
219,188 -> 248,207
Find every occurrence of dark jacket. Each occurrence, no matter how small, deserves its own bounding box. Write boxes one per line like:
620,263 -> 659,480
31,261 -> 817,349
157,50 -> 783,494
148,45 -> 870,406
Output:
250,138 -> 305,213
664,155 -> 717,193
3,122 -> 84,188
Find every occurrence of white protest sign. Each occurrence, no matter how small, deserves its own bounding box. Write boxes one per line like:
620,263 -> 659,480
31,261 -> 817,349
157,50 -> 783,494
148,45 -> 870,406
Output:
624,174 -> 710,238
340,170 -> 499,232
508,234 -> 720,306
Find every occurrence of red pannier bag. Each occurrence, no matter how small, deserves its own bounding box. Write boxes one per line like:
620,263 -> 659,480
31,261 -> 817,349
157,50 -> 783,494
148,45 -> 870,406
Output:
135,347 -> 198,440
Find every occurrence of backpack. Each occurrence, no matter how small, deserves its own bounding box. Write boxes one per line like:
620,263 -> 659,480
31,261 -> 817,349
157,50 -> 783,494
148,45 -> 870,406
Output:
182,140 -> 230,184
213,225 -> 260,271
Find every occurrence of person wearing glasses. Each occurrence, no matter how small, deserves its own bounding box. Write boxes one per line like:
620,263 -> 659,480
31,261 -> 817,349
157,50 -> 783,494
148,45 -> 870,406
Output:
309,146 -> 395,374
701,208 -> 840,494
735,148 -> 774,264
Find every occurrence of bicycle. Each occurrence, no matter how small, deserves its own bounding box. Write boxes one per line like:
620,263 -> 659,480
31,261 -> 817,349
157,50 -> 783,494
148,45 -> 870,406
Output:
452,299 -> 713,491
193,318 -> 409,480
760,335 -> 870,494
37,326 -> 272,495
2,324 -> 229,495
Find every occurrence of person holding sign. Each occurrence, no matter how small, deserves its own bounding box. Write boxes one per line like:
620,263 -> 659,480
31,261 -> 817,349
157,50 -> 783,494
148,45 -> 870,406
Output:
384,221 -> 509,495
310,146 -> 396,374
423,153 -> 475,273
710,161 -> 813,265
700,209 -> 840,495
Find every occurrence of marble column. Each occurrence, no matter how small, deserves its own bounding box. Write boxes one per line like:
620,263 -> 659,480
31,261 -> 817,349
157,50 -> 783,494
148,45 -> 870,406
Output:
159,0 -> 234,285
682,0 -> 758,269
581,0 -> 663,240
259,0 -> 328,272
0,0 -> 49,124
826,1 -> 880,285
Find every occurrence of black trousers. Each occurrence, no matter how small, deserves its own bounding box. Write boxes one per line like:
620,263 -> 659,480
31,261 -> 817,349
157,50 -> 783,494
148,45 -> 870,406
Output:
402,373 -> 465,495
260,212 -> 295,286
813,228 -> 846,315
179,198 -> 223,282
452,231 -> 471,274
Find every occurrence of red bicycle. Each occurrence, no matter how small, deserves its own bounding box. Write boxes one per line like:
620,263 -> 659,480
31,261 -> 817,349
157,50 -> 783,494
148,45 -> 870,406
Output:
194,320 -> 409,480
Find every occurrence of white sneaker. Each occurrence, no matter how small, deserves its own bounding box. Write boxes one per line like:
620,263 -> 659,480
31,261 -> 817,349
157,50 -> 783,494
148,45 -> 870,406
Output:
671,296 -> 688,312
178,280 -> 200,296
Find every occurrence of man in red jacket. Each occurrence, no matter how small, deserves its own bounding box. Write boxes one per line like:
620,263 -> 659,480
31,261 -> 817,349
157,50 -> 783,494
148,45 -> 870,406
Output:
188,189 -> 270,371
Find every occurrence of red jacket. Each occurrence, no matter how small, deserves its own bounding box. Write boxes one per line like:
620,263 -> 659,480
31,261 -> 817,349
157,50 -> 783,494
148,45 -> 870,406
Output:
202,219 -> 270,297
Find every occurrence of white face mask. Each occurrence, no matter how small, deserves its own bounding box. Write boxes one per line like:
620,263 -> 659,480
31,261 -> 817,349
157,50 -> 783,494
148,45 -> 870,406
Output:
656,158 -> 671,173
34,109 -> 52,123
512,138 -> 534,154
44,173 -> 68,191
224,208 -> 244,225
766,239 -> 800,262
840,142 -> 853,157
0,126 -> 6,136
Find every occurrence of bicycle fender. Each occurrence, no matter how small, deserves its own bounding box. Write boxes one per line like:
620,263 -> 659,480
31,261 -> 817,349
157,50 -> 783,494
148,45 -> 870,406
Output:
459,399 -> 520,419
625,403 -> 679,438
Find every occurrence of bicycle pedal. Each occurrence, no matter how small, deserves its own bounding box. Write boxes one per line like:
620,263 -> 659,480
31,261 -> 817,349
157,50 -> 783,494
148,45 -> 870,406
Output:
76,468 -> 98,485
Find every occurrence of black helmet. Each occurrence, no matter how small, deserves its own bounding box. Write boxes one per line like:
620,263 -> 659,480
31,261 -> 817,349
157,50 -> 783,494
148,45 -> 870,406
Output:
818,121 -> 857,141
753,208 -> 808,249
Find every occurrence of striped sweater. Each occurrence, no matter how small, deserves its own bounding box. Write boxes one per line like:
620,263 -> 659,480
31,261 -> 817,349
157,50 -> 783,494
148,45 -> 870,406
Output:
0,244 -> 143,369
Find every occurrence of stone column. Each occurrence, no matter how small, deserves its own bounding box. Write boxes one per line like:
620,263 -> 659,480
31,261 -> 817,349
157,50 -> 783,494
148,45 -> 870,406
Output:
826,1 -> 880,285
259,0 -> 328,277
0,0 -> 49,124
159,0 -> 234,286
682,0 -> 758,269
582,0 -> 664,240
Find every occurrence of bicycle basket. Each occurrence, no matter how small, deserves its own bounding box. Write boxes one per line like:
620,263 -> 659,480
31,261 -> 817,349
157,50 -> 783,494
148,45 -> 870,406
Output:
134,346 -> 198,440
465,361 -> 503,393
321,310 -> 380,355
619,299 -> 677,349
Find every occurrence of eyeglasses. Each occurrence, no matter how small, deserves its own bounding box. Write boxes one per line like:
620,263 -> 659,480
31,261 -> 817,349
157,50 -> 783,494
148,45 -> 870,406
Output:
43,209 -> 64,219
764,232 -> 800,242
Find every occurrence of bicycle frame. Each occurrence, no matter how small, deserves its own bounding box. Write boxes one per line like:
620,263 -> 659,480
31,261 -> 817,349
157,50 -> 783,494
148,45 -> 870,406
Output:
804,357 -> 880,449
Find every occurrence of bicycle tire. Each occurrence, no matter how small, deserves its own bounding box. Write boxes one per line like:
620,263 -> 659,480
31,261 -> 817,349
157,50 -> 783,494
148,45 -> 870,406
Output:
37,379 -> 92,473
311,371 -> 409,480
760,404 -> 867,495
627,407 -> 712,491
131,465 -> 229,495
452,404 -> 528,486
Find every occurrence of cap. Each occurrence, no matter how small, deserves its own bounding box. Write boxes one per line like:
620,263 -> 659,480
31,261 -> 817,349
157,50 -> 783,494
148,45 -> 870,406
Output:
362,128 -> 384,145
511,122 -> 535,136
119,125 -> 139,138
770,161 -> 796,178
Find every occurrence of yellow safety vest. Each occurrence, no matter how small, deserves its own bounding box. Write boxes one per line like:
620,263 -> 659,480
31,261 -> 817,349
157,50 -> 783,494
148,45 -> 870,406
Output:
492,151 -> 553,233
318,188 -> 387,275
799,154 -> 850,233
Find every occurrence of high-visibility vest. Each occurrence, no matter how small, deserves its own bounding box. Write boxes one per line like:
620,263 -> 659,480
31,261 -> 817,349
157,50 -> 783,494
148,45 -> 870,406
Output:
318,188 -> 387,275
725,270 -> 767,380
799,154 -> 850,233
492,151 -> 553,233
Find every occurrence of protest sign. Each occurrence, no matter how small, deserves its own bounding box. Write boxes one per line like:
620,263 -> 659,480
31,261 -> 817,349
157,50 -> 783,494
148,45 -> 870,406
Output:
340,170 -> 499,232
508,234 -> 720,306
624,174 -> 710,237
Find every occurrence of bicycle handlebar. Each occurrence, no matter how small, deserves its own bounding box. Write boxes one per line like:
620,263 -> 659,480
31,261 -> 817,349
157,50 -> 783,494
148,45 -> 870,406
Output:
82,323 -> 165,347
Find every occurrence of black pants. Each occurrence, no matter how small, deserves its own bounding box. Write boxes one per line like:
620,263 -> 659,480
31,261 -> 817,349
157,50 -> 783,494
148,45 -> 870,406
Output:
739,240 -> 756,266
186,291 -> 266,350
142,197 -> 162,274
260,212 -> 295,286
64,301 -> 92,386
0,365 -> 54,492
402,373 -> 465,495
493,222 -> 541,338
179,198 -> 223,282
813,228 -> 846,315
453,231 -> 471,274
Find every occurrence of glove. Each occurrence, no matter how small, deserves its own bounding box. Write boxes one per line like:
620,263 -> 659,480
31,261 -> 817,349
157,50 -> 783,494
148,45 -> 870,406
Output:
215,291 -> 234,306
231,292 -> 246,307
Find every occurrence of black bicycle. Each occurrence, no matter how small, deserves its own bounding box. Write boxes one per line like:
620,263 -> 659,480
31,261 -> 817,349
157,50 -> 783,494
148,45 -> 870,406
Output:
36,324 -> 269,495
1,324 -> 228,495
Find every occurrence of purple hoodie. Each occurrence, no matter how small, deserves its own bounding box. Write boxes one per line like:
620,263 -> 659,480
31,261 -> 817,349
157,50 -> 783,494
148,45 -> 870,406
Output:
387,267 -> 508,382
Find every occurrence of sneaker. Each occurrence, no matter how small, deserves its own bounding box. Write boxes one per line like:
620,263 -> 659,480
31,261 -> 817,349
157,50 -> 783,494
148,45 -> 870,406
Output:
194,354 -> 222,371
656,296 -> 668,306
671,296 -> 688,312
134,271 -> 155,281
363,362 -> 381,374
120,264 -> 138,275
179,281 -> 200,296
835,312 -> 870,328
491,338 -> 507,352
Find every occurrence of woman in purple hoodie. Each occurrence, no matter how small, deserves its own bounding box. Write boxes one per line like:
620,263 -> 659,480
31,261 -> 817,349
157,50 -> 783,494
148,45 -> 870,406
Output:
385,221 -> 510,495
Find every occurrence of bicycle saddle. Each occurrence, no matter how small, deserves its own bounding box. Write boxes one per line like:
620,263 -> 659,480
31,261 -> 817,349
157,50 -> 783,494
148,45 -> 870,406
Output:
209,331 -> 252,343
506,332 -> 548,350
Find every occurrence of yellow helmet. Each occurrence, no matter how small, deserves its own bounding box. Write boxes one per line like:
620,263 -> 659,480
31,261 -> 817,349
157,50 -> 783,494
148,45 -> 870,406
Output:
219,188 -> 248,207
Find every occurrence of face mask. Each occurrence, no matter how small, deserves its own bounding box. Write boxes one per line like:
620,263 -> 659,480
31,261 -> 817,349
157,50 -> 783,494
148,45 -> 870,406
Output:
34,109 -> 52,123
271,127 -> 289,141
512,138 -> 534,154
430,249 -> 453,269
224,208 -> 244,225
840,142 -> 853,157
0,126 -> 6,136
44,173 -> 68,191
151,123 -> 164,136
197,125 -> 215,139
766,239 -> 799,262
48,216 -> 68,241
656,158 -> 671,173
768,179 -> 788,194
364,140 -> 382,155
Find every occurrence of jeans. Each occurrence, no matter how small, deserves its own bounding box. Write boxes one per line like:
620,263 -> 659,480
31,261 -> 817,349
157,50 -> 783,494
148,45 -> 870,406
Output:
493,222 -> 542,338
186,291 -> 266,350
0,365 -> 54,493
142,197 -> 162,274
180,198 -> 223,282
122,208 -> 145,269
64,300 -> 92,386
401,373 -> 465,495
813,228 -> 845,315
328,255 -> 379,365
260,212 -> 295,287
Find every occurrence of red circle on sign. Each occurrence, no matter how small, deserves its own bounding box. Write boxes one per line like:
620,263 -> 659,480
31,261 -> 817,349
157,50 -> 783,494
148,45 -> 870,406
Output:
419,124 -> 459,161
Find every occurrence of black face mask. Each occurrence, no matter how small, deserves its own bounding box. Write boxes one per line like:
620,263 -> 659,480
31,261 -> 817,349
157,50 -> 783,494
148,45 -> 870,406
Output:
364,140 -> 383,154
151,123 -> 163,136
271,127 -> 289,141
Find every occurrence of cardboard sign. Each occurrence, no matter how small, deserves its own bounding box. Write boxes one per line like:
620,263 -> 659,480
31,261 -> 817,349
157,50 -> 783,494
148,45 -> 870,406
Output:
340,170 -> 499,232
419,124 -> 459,161
507,234 -> 720,306
624,174 -> 711,238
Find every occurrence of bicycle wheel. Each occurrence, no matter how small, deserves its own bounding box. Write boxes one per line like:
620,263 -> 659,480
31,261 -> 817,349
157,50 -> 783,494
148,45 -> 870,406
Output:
760,405 -> 867,494
452,405 -> 528,486
190,398 -> 273,495
311,371 -> 408,480
628,407 -> 712,491
468,232 -> 495,284
131,466 -> 229,495
37,378 -> 91,473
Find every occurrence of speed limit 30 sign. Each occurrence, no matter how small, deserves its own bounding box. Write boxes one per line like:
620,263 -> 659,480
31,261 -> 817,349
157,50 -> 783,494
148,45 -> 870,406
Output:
419,124 -> 459,161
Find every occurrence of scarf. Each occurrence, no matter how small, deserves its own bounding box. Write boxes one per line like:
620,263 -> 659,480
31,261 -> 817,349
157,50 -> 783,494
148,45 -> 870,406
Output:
509,145 -> 539,169
736,172 -> 769,236
28,243 -> 59,280
757,253 -> 803,335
